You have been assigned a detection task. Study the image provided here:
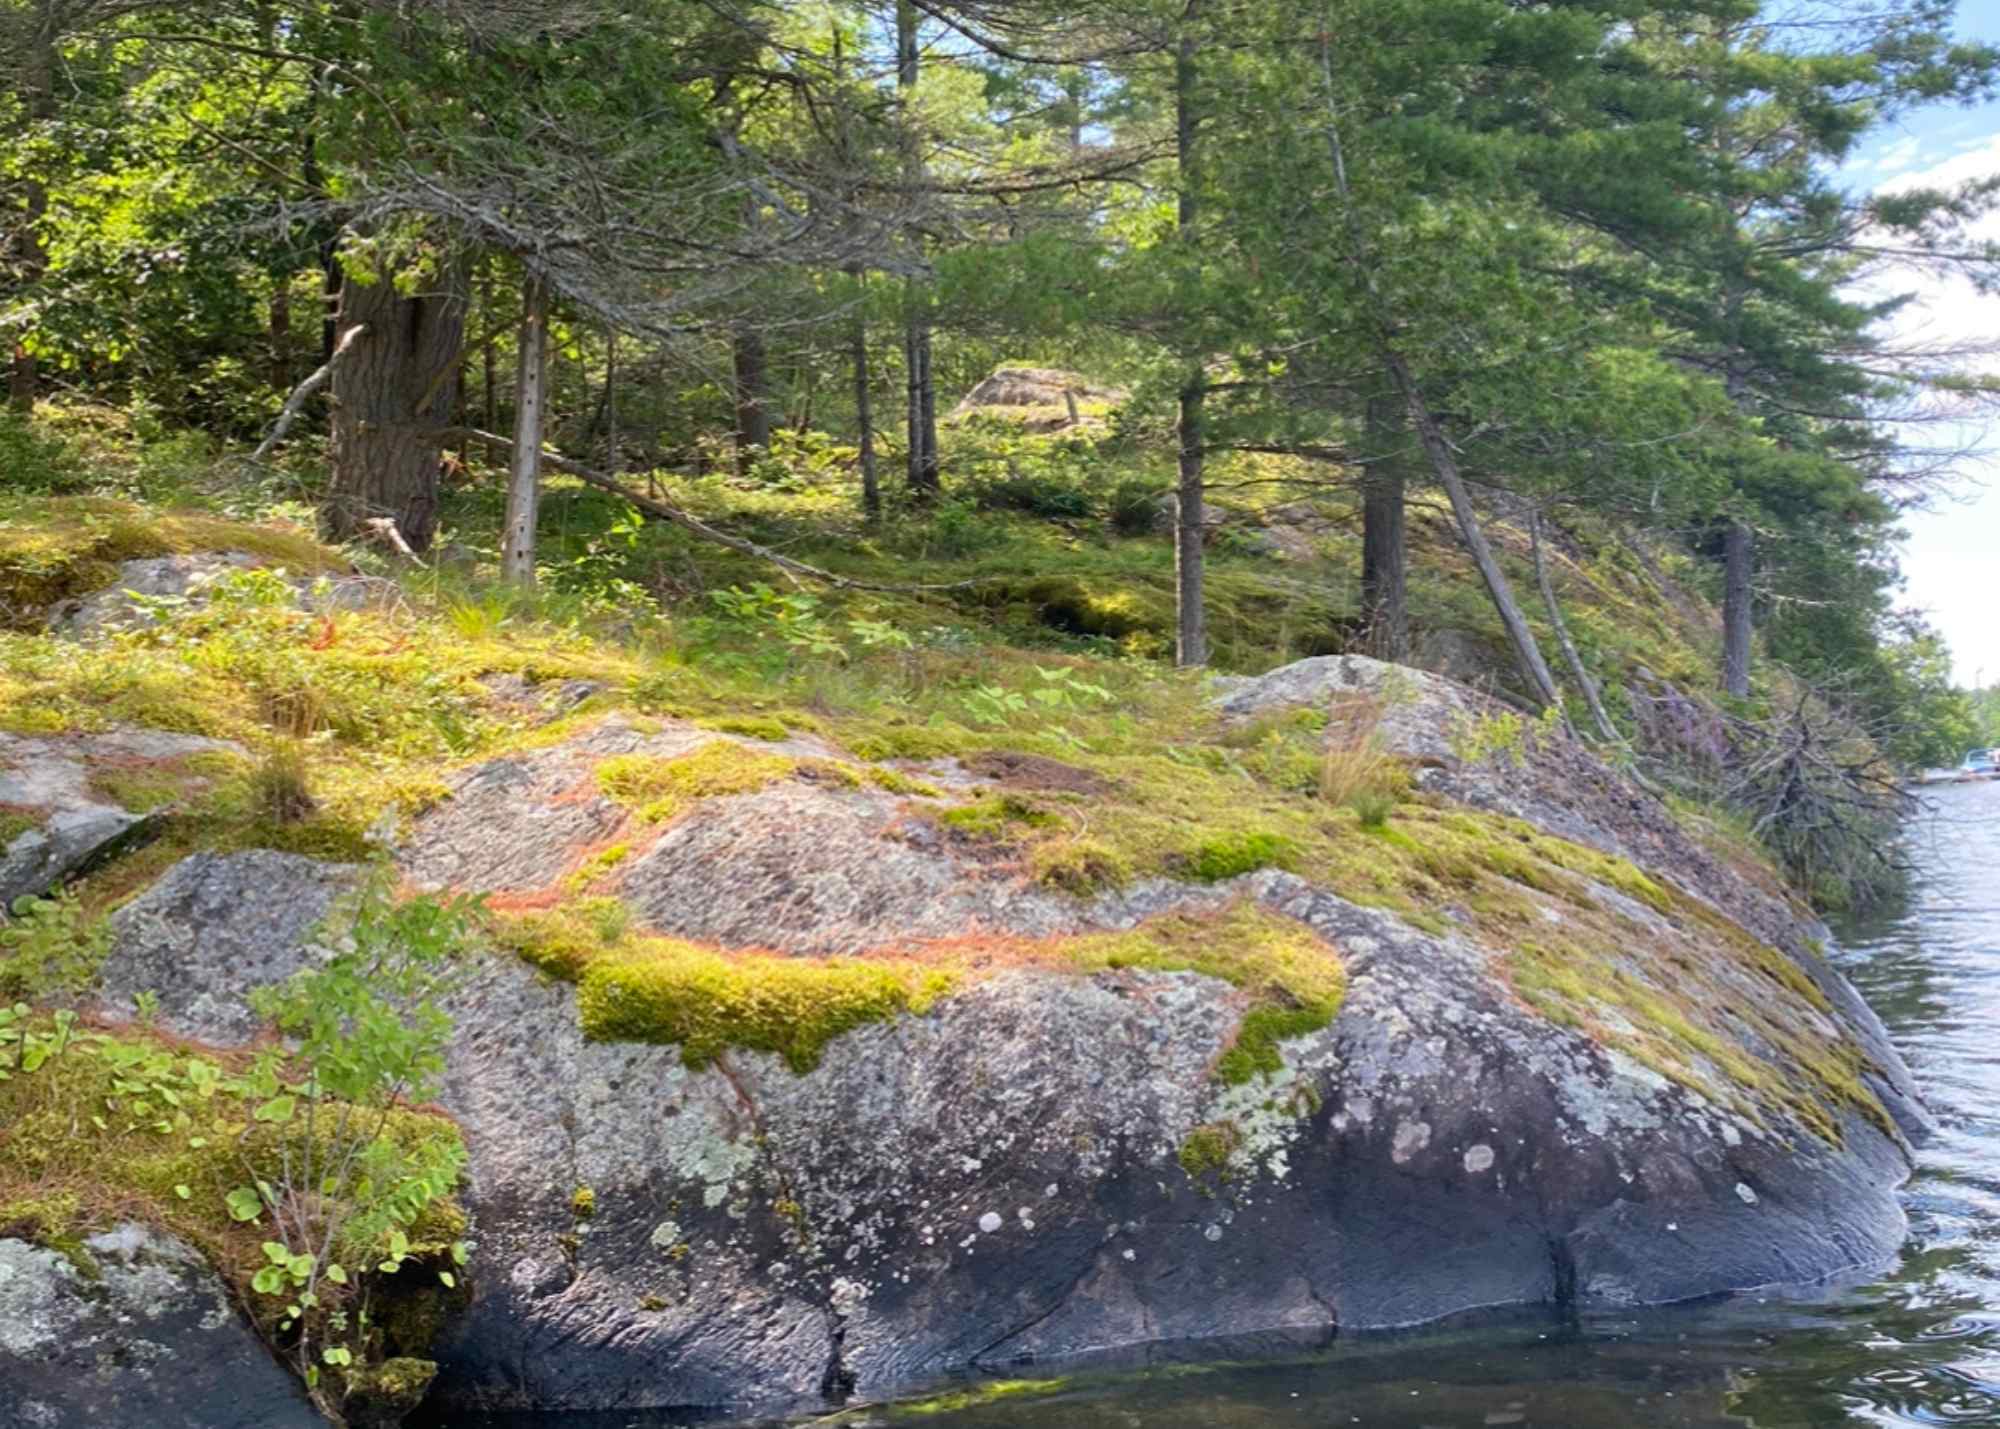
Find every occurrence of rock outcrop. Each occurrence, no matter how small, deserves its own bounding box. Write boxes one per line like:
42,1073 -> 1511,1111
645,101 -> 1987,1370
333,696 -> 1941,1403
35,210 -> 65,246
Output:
0,729 -> 240,907
83,656 -> 1927,1420
0,1224 -> 324,1429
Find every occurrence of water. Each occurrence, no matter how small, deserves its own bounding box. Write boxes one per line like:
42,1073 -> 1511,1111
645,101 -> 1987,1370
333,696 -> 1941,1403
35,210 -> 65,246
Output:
440,783 -> 2000,1429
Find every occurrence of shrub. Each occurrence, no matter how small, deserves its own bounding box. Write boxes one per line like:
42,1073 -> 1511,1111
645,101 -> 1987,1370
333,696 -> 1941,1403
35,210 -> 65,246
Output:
251,744 -> 317,825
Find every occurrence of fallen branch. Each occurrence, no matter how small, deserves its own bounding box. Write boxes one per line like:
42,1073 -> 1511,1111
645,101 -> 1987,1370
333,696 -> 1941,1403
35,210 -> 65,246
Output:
442,427 -> 979,594
252,324 -> 366,463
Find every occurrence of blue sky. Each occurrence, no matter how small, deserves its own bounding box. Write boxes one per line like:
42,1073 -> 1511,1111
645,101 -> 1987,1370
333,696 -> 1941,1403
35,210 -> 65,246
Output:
1841,0 -> 2000,685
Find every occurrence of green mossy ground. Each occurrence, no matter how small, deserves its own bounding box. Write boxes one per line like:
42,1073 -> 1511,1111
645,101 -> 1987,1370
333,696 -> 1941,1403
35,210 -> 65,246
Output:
0,409 -> 1869,1143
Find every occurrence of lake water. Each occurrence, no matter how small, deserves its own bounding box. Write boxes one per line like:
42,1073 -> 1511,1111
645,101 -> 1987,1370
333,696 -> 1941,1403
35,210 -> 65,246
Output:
434,781 -> 2000,1429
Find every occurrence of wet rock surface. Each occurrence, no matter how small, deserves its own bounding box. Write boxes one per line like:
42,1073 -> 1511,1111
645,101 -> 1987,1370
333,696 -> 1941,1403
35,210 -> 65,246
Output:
0,1224 -> 323,1429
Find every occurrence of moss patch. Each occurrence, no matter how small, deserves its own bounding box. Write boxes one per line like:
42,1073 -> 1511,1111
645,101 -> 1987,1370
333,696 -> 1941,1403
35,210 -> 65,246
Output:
1178,1121 -> 1241,1180
595,741 -> 796,823
493,898 -> 953,1072
1062,903 -> 1346,1084
577,944 -> 953,1072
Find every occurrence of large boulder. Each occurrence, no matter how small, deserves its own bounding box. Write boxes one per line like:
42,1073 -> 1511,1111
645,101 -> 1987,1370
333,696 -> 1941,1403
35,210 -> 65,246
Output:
98,849 -> 361,1040
0,729 -> 239,908
0,1224 -> 324,1429
83,661 -> 1925,1419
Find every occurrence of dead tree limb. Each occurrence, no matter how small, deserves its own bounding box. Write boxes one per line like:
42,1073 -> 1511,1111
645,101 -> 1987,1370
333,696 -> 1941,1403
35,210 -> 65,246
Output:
1530,510 -> 1620,743
252,323 -> 367,463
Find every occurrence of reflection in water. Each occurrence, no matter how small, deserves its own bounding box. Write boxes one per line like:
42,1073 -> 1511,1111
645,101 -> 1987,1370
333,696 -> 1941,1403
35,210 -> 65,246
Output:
434,785 -> 2000,1429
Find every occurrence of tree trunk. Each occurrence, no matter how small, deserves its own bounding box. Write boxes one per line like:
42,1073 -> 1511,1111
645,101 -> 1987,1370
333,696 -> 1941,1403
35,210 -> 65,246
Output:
1175,378 -> 1208,668
1313,32 -> 1559,710
321,253 -> 469,553
501,276 -> 550,586
1389,350 -> 1563,710
733,323 -> 772,477
1531,510 -> 1617,742
1723,519 -> 1753,698
854,314 -> 880,519
896,0 -> 940,498
267,276 -> 293,395
8,16 -> 55,413
1171,7 -> 1207,667
1360,385 -> 1408,661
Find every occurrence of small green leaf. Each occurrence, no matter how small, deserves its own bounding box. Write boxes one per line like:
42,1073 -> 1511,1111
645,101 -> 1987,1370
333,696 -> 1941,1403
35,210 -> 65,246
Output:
324,1263 -> 348,1285
225,1186 -> 264,1222
439,1270 -> 456,1289
173,1184 -> 191,1200
262,1241 -> 292,1264
251,1265 -> 287,1295
252,1095 -> 296,1124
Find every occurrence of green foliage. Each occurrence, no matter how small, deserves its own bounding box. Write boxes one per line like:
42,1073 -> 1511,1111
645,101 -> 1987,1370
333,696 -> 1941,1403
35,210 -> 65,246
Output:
0,890 -> 112,999
222,876 -> 481,1401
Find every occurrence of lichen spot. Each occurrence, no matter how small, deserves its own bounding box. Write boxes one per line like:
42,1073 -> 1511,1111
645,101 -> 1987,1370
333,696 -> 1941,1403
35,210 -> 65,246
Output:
650,1219 -> 683,1249
1735,1181 -> 1759,1206
1392,1119 -> 1432,1164
978,1211 -> 1003,1233
1463,1143 -> 1495,1174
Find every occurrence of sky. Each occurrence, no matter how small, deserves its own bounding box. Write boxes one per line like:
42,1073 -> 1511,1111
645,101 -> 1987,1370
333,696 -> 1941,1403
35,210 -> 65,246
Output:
1841,0 -> 2000,686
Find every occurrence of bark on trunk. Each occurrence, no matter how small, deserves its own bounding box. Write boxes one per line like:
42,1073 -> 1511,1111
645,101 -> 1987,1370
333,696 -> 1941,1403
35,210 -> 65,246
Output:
321,253 -> 469,553
1175,379 -> 1208,668
1723,519 -> 1754,698
896,0 -> 940,498
854,314 -> 880,519
1360,386 -> 1408,661
733,324 -> 772,477
501,277 -> 550,586
267,277 -> 293,395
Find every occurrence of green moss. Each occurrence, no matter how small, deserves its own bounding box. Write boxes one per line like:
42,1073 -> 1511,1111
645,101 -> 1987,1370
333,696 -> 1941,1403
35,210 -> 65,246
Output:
1028,837 -> 1132,893
570,1185 -> 597,1219
866,766 -> 945,798
564,844 -> 631,893
0,811 -> 37,846
1185,830 -> 1297,881
1064,903 -> 1345,1084
936,792 -> 1059,840
701,714 -> 791,741
1178,1122 -> 1241,1180
90,767 -> 185,814
845,722 -> 982,762
341,1357 -> 439,1422
577,942 -> 954,1072
596,741 -> 795,822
